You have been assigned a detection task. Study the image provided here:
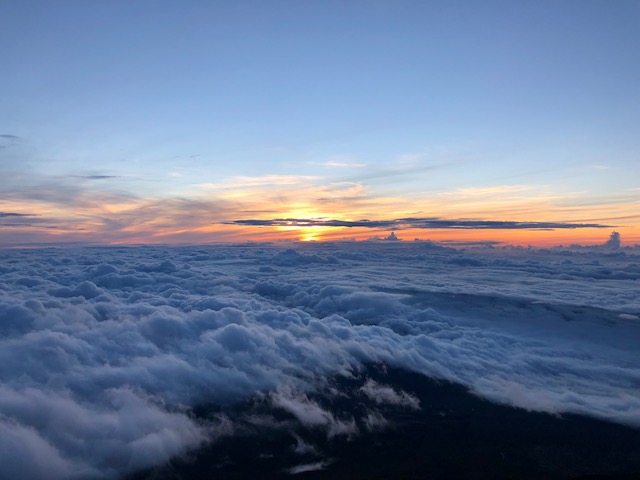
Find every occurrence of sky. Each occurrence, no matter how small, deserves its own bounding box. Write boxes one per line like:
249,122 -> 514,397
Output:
1,0 -> 639,246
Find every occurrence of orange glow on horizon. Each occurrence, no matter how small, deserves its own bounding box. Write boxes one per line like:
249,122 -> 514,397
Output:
2,177 -> 638,247
3,221 -> 639,247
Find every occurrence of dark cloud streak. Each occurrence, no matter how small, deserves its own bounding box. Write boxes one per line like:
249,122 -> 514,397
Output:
74,175 -> 120,180
228,217 -> 612,230
0,212 -> 36,218
0,134 -> 22,150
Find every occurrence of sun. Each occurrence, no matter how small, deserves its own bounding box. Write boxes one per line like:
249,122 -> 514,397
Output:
270,208 -> 335,241
276,224 -> 327,242
299,228 -> 320,242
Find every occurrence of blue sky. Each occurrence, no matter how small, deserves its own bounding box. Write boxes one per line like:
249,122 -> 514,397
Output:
1,0 -> 639,244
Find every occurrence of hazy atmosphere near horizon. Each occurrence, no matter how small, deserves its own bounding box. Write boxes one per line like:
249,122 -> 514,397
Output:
1,1 -> 640,479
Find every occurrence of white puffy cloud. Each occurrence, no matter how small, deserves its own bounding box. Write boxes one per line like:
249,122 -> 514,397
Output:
286,460 -> 331,474
360,380 -> 420,410
0,386 -> 205,479
270,387 -> 358,438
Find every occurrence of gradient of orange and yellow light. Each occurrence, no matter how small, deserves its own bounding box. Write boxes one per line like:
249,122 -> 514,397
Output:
2,173 -> 639,246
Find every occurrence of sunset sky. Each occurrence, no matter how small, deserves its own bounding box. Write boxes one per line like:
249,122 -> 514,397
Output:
1,0 -> 639,246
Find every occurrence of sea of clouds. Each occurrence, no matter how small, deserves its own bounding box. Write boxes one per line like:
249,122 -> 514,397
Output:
0,242 -> 639,478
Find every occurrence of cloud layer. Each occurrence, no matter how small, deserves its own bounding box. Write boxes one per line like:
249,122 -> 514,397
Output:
0,242 -> 639,477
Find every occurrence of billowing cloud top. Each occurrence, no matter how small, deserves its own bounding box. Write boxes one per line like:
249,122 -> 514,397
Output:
0,242 -> 639,478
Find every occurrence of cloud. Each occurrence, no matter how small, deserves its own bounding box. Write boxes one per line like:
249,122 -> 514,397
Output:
0,193 -> 238,245
1,243 -> 639,477
228,217 -> 612,230
384,231 -> 400,241
453,185 -> 532,196
0,417 -> 79,479
342,158 -> 463,184
290,432 -> 319,456
196,175 -> 321,190
0,212 -> 54,230
603,231 -> 621,249
73,175 -> 120,180
286,461 -> 331,474
0,212 -> 35,218
270,387 -> 357,438
0,134 -> 22,150
360,380 -> 420,409
322,160 -> 367,169
0,385 -> 207,479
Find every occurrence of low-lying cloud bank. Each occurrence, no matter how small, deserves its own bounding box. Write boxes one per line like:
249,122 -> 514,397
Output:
0,242 -> 639,478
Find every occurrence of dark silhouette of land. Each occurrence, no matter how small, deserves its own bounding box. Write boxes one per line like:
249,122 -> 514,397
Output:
131,365 -> 640,480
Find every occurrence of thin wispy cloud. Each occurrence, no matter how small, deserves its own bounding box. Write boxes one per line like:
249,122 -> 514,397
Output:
321,159 -> 367,169
342,159 -> 464,184
73,175 -> 121,180
196,175 -> 322,190
452,185 -> 532,196
0,212 -> 35,218
0,134 -> 22,149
